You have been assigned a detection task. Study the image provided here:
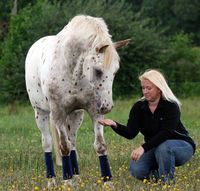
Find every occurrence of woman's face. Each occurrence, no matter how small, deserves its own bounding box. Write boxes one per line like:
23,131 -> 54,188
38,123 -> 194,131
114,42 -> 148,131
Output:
141,79 -> 161,102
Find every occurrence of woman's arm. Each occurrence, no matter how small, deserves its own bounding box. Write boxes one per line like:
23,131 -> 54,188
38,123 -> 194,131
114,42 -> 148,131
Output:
99,103 -> 141,139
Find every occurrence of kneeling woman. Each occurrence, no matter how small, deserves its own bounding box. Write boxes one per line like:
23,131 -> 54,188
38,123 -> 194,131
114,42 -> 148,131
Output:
99,69 -> 196,183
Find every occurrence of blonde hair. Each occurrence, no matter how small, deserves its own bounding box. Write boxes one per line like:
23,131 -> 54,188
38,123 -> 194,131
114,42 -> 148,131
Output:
139,69 -> 181,108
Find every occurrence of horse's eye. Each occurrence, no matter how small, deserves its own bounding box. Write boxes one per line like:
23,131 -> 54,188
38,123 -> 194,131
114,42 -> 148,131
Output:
95,69 -> 103,78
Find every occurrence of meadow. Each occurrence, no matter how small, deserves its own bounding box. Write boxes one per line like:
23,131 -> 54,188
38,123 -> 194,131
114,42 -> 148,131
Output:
0,97 -> 199,191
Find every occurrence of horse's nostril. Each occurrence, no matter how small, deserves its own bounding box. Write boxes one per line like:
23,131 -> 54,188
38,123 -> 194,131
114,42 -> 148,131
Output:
101,107 -> 106,111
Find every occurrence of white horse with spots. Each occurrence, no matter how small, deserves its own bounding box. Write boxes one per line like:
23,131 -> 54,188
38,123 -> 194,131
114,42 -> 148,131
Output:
25,15 -> 129,188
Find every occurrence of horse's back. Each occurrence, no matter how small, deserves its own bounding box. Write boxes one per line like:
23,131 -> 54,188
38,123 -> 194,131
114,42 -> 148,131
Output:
25,35 -> 57,111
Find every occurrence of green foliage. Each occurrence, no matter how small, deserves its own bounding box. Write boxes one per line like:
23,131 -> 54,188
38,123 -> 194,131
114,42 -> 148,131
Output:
163,33 -> 200,96
138,0 -> 200,44
0,0 -> 12,20
113,20 -> 167,97
0,0 -> 36,51
0,0 -> 65,103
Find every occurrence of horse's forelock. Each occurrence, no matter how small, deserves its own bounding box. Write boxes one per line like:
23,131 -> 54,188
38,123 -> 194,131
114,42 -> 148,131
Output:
103,45 -> 119,68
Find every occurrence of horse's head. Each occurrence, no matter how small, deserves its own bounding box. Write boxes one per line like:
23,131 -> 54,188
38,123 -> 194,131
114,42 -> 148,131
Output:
63,15 -> 130,115
79,39 -> 130,115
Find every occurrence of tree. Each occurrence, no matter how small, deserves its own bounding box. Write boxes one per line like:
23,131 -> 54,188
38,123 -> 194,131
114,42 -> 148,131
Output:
137,0 -> 200,44
0,0 -> 62,102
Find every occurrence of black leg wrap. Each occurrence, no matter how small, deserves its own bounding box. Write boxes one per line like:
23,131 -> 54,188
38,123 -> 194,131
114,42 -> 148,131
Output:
44,152 -> 55,178
99,155 -> 112,182
62,155 -> 73,180
70,150 -> 79,175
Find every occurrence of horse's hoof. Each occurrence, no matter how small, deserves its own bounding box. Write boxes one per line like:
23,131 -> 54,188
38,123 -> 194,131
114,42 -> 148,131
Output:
73,175 -> 82,184
103,181 -> 115,191
47,178 -> 57,189
63,179 -> 74,190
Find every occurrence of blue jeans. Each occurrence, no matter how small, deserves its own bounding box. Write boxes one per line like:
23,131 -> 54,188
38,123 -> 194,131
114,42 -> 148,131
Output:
130,140 -> 193,183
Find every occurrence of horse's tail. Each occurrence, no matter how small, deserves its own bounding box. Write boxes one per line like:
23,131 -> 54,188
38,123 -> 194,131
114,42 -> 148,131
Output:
50,119 -> 62,166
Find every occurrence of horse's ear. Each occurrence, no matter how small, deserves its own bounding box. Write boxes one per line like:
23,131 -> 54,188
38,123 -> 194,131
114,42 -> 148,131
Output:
114,39 -> 131,49
96,45 -> 109,53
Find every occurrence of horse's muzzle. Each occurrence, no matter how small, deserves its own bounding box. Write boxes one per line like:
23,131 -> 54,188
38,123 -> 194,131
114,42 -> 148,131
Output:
98,103 -> 113,115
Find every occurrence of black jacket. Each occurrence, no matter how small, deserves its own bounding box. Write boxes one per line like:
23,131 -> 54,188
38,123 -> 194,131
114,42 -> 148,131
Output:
112,98 -> 196,153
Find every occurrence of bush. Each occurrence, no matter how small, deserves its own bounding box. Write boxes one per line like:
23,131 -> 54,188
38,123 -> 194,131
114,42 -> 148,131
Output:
0,0 -> 63,103
113,20 -> 167,97
163,33 -> 200,96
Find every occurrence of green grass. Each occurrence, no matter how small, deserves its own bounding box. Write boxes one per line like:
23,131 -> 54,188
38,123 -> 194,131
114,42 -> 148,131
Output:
0,97 -> 200,191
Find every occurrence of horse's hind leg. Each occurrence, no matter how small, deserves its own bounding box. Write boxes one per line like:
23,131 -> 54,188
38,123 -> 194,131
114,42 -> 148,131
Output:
34,108 -> 56,186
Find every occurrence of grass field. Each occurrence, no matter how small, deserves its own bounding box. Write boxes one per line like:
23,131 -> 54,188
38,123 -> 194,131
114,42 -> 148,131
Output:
0,97 -> 200,191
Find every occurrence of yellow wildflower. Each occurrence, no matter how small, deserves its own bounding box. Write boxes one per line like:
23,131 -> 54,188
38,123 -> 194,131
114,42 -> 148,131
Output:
34,186 -> 39,191
143,178 -> 148,184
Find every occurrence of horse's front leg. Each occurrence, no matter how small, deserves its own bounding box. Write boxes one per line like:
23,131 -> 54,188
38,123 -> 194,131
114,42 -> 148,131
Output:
56,121 -> 73,181
67,110 -> 84,177
50,105 -> 75,189
92,114 -> 112,182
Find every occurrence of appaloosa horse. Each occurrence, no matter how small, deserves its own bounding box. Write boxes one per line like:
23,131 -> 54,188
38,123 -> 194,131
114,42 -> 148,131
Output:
25,15 -> 129,188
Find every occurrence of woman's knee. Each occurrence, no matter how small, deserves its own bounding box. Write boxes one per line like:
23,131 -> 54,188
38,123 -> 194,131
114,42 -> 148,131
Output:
155,141 -> 172,158
130,161 -> 150,180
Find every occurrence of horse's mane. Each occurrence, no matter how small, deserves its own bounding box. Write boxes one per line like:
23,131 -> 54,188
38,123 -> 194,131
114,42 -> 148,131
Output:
58,15 -> 119,68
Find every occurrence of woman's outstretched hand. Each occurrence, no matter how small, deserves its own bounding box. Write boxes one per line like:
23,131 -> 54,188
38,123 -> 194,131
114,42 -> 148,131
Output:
98,119 -> 117,128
